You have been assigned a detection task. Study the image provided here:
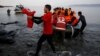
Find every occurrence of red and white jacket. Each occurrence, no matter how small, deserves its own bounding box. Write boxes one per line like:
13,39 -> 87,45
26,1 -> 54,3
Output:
55,15 -> 66,31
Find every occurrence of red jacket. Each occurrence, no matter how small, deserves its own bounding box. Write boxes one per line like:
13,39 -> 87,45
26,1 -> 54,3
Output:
22,8 -> 35,28
52,14 -> 58,26
71,16 -> 79,26
55,15 -> 66,31
42,12 -> 53,35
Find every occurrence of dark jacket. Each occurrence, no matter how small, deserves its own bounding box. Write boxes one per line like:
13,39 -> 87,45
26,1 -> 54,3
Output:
79,15 -> 87,25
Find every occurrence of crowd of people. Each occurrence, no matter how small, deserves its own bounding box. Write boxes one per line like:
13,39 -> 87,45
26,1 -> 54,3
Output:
53,7 -> 78,27
21,4 -> 87,56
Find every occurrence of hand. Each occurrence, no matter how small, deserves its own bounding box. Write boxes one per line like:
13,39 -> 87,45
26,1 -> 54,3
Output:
21,7 -> 24,10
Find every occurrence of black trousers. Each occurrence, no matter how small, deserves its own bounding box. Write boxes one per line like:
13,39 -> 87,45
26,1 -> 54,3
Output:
80,24 -> 86,32
35,34 -> 55,56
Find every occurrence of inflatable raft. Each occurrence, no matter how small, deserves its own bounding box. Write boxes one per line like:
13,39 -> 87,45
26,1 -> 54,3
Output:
53,24 -> 80,41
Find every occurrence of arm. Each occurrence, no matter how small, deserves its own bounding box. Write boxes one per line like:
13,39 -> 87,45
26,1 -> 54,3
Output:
33,16 -> 42,19
42,14 -> 51,22
33,16 -> 43,24
70,17 -> 76,24
78,17 -> 81,23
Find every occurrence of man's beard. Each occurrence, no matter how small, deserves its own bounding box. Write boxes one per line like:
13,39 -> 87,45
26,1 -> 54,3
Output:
44,11 -> 47,13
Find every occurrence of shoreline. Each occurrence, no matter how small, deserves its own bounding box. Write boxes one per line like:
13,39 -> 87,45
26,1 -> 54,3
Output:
0,5 -> 13,8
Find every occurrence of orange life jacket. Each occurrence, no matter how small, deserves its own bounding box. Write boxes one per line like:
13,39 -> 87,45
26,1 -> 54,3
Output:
72,18 -> 79,26
55,15 -> 66,31
65,16 -> 71,23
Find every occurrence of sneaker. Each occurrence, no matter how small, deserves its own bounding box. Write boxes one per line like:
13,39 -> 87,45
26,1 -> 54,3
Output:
61,51 -> 72,56
27,50 -> 35,56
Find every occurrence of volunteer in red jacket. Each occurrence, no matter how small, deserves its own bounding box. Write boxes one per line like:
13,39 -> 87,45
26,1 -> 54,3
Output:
54,11 -> 67,45
33,4 -> 56,56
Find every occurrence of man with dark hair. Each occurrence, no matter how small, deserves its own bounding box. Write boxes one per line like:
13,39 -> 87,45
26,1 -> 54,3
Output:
69,8 -> 71,11
45,4 -> 51,11
33,4 -> 56,56
78,11 -> 87,34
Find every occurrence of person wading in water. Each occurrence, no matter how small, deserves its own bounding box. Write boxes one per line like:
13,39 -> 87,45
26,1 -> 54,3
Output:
32,4 -> 56,56
78,11 -> 87,34
7,9 -> 11,16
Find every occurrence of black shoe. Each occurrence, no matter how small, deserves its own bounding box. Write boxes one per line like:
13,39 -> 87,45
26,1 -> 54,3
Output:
34,54 -> 38,56
53,51 -> 56,53
0,49 -> 3,53
28,53 -> 36,56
